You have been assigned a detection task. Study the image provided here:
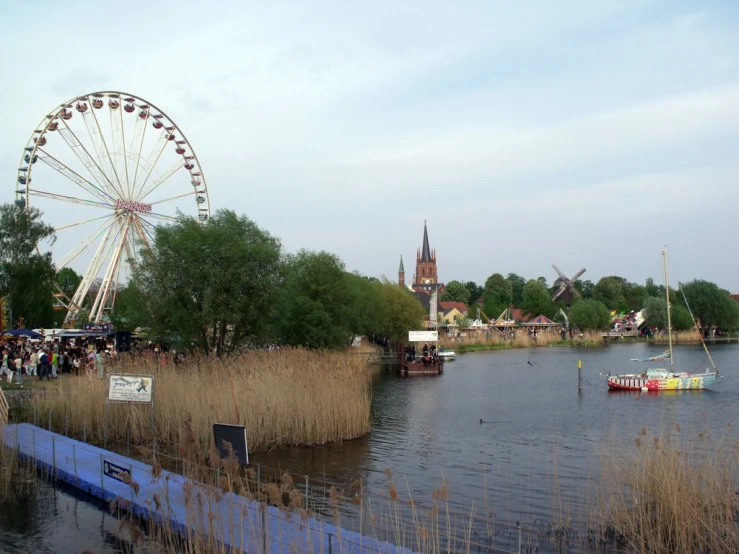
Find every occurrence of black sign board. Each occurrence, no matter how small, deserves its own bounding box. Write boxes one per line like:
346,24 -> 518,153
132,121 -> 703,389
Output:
103,459 -> 131,483
213,423 -> 249,466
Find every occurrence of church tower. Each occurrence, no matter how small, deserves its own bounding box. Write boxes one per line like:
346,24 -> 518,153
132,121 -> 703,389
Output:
414,221 -> 437,287
398,255 -> 405,288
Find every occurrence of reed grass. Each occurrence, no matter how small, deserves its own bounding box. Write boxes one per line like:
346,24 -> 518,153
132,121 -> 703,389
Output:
0,429 -> 36,503
440,330 -> 603,352
597,425 -> 739,553
24,348 -> 372,459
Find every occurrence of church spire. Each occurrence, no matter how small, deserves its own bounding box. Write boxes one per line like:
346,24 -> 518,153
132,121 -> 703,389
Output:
420,220 -> 432,262
398,255 -> 405,273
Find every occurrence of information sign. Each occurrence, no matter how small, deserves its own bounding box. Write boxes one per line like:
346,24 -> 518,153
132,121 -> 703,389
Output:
408,330 -> 438,342
108,374 -> 154,404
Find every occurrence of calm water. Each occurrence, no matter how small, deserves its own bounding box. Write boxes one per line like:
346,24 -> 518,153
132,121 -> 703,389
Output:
2,342 -> 738,552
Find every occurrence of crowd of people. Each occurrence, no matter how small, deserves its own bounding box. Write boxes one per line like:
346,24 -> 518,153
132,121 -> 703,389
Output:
0,337 -> 111,384
404,342 -> 440,367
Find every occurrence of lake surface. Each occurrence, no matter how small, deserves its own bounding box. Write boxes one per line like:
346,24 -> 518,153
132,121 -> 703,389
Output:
2,342 -> 738,552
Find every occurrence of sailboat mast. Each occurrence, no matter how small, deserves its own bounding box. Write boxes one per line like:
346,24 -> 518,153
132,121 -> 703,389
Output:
663,248 -> 674,371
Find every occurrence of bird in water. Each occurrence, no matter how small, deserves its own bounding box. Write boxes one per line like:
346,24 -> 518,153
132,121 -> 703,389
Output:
527,359 -> 533,366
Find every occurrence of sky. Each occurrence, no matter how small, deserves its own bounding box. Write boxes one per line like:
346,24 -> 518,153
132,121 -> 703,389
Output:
1,0 -> 738,292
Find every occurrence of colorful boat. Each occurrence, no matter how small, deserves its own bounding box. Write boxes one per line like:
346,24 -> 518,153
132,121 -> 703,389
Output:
605,249 -> 719,392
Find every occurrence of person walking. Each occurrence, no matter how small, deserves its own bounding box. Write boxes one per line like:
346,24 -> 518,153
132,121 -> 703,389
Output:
95,350 -> 105,380
0,349 -> 8,382
29,349 -> 38,378
14,353 -> 23,384
38,350 -> 49,381
51,350 -> 58,379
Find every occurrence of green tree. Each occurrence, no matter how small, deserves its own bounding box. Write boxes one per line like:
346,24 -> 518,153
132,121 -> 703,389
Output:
643,296 -> 693,331
679,280 -> 739,331
482,273 -> 513,309
55,267 -> 82,298
464,281 -> 483,304
276,250 -> 352,349
0,203 -> 56,328
110,281 -> 152,331
136,210 -> 282,355
441,280 -> 471,304
345,272 -> 385,338
506,273 -> 526,306
625,285 -> 649,311
375,280 -> 425,341
521,279 -> 556,318
592,276 -> 627,311
568,299 -> 611,330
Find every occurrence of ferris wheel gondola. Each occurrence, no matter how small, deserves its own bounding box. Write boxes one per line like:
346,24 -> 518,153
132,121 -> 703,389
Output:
15,91 -> 211,325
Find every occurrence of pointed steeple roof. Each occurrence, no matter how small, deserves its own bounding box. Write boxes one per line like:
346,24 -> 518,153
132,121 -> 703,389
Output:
420,220 -> 432,262
398,255 -> 405,273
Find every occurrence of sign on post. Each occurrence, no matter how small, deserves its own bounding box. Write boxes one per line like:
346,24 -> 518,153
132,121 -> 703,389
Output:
408,330 -> 438,342
107,374 -> 154,404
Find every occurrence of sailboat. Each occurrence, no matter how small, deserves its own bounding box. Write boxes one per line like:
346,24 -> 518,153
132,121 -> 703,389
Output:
605,249 -> 719,391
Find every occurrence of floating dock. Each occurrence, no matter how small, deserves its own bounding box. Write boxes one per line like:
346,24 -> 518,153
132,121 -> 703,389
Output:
2,423 -> 414,554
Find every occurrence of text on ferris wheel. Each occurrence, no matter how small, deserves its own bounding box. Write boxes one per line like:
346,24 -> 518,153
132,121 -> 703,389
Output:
115,199 -> 152,213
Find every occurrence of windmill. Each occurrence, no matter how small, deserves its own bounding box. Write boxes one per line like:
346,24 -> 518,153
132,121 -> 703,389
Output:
552,265 -> 586,306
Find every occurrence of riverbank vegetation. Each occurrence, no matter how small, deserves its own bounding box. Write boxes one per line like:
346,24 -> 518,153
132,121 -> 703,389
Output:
597,426 -> 739,553
19,349 -> 372,454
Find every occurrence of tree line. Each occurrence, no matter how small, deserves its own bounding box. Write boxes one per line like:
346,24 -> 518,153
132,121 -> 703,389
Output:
0,204 -> 424,353
441,272 -> 739,332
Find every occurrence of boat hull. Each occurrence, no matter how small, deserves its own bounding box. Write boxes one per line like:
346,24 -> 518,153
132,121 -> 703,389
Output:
607,373 -> 717,391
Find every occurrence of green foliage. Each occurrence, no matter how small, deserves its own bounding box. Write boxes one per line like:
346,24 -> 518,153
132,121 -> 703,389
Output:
483,273 -> 513,316
593,276 -> 627,311
643,296 -> 693,331
0,204 -> 56,328
506,273 -> 526,306
374,280 -> 425,342
55,267 -> 82,298
344,272 -> 385,338
671,304 -> 694,331
110,281 -> 151,331
275,250 -> 351,349
625,285 -> 649,311
574,279 -> 594,299
440,280 -> 470,304
568,299 -> 611,330
135,210 -> 282,354
464,281 -> 483,304
521,279 -> 556,318
680,280 -> 739,331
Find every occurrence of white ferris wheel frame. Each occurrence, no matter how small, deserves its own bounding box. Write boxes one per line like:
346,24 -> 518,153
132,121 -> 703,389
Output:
15,91 -> 211,325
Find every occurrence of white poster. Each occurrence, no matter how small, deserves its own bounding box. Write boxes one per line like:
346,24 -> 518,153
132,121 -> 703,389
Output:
408,330 -> 438,342
108,374 -> 154,403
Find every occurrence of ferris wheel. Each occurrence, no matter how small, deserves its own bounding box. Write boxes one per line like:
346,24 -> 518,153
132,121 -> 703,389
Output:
14,91 -> 210,325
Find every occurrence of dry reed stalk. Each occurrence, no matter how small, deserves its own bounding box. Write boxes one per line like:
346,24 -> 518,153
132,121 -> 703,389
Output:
24,348 -> 372,463
598,427 -> 739,553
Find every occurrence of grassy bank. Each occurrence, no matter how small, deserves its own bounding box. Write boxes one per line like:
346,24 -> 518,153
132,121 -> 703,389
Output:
440,331 -> 604,353
14,348 -> 372,457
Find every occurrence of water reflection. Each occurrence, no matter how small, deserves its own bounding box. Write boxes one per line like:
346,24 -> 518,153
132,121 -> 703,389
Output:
0,479 -> 141,554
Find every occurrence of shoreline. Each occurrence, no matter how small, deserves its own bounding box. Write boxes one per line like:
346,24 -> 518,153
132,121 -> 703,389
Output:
445,336 -> 738,354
